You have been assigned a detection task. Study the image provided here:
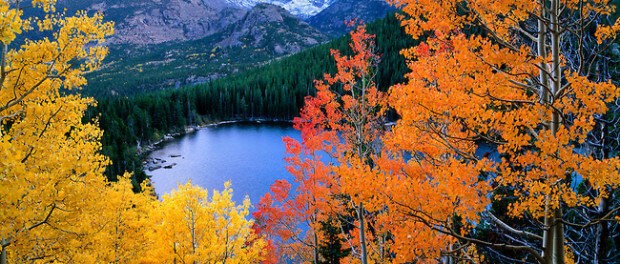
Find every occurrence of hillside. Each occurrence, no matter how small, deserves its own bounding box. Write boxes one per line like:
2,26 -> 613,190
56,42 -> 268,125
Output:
17,0 -> 395,97
215,3 -> 328,54
83,3 -> 328,97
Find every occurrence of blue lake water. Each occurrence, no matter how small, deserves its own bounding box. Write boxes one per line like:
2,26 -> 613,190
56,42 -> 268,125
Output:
146,122 -> 300,206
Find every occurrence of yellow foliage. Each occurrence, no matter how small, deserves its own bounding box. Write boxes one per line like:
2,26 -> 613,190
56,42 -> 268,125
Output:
141,182 -> 265,264
0,2 -> 263,263
76,174 -> 156,263
0,0 -> 115,262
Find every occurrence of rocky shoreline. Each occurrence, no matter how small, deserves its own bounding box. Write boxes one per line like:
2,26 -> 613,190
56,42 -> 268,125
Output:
140,119 -> 293,172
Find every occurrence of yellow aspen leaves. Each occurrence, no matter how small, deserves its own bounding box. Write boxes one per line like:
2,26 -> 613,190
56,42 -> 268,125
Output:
0,4 -> 23,44
0,1 -> 264,263
142,182 -> 265,264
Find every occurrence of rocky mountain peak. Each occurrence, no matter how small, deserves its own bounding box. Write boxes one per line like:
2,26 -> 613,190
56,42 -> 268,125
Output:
226,0 -> 335,18
308,0 -> 395,37
243,3 -> 289,26
96,0 -> 246,45
217,3 -> 328,55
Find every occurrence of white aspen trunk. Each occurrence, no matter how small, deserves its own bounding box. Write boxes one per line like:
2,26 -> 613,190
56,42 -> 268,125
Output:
595,197 -> 609,264
442,244 -> 454,264
546,1 -> 565,263
538,0 -> 566,263
538,3 -> 552,263
551,1 -> 564,263
553,209 -> 565,264
190,209 -> 197,264
595,120 -> 610,263
543,204 -> 555,264
358,203 -> 369,264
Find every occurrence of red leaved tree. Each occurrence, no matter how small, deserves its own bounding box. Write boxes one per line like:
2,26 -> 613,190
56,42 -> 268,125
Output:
254,23 -> 392,264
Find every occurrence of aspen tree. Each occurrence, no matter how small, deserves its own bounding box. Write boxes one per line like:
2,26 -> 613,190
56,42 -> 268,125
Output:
381,0 -> 620,263
0,0 -> 114,262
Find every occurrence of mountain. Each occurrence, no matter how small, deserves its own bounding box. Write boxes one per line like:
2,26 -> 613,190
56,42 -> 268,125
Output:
84,3 -> 328,96
57,0 -> 247,45
27,0 -> 390,46
307,0 -> 395,37
216,3 -> 328,55
225,0 -> 336,19
27,0 -> 392,96
110,0 -> 244,44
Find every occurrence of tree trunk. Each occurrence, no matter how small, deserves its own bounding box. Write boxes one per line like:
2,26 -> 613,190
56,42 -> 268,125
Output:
539,2 -> 553,262
595,197 -> 609,264
1,237 -> 8,264
1,245 -> 6,264
543,206 -> 555,264
1,248 -> 6,264
358,203 -> 368,264
548,1 -> 565,263
595,117 -> 610,264
540,1 -> 566,263
537,0 -> 548,105
553,208 -> 565,264
442,244 -> 453,264
314,228 -> 320,264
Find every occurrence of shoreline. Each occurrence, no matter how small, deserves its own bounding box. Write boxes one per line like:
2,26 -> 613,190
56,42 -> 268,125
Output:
137,119 -> 294,165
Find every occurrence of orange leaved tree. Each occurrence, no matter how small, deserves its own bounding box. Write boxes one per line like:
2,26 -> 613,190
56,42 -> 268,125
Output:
379,0 -> 620,263
255,24 -> 392,264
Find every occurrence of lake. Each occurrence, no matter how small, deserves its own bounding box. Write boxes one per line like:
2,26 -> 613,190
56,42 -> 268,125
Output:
146,122 -> 300,206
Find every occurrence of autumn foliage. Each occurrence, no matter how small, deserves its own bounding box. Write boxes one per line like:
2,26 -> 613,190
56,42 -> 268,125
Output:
0,0 -> 114,261
0,1 -> 264,263
255,23 -> 392,264
257,1 -> 620,264
2,0 -> 620,263
376,0 -> 620,262
141,182 -> 265,264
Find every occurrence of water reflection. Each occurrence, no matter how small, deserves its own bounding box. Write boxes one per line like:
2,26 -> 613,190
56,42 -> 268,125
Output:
147,122 -> 300,206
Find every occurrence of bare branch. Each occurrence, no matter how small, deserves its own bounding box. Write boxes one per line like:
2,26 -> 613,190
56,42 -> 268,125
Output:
488,212 -> 543,241
26,204 -> 56,231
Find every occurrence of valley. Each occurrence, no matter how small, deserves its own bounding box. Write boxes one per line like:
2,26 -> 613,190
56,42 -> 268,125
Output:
2,0 -> 619,263
91,13 -> 416,185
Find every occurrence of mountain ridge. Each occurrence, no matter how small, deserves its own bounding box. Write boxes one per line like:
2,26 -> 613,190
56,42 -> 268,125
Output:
308,0 -> 396,37
216,3 -> 328,54
226,0 -> 336,18
30,0 -> 396,96
84,3 -> 328,96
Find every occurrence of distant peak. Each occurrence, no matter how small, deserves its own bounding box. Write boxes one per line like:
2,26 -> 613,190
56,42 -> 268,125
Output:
225,0 -> 335,18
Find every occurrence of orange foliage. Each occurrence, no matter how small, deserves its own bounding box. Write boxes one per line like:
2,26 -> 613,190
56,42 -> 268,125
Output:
378,0 -> 620,263
255,24 -> 392,264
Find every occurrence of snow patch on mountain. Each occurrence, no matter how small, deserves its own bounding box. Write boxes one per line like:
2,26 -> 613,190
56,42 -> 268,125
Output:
225,0 -> 335,18
282,0 -> 335,18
